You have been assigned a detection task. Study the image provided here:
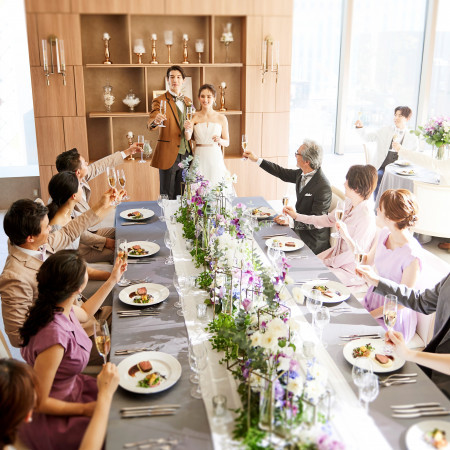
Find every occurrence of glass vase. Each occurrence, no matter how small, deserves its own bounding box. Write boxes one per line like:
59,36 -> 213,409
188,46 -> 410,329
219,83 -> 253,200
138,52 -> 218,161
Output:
432,144 -> 446,160
258,379 -> 275,432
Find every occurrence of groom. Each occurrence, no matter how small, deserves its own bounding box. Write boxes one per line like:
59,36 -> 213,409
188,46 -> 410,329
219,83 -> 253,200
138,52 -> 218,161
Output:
148,65 -> 192,199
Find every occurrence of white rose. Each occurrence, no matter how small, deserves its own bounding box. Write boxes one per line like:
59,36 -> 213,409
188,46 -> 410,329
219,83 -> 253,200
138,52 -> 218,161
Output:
287,377 -> 304,397
284,275 -> 294,285
292,287 -> 304,305
277,355 -> 290,372
288,318 -> 301,333
251,331 -> 262,347
267,317 -> 288,339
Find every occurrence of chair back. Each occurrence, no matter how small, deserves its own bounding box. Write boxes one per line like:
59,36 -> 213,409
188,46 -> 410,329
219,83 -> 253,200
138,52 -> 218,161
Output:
412,181 -> 450,238
363,143 -> 377,166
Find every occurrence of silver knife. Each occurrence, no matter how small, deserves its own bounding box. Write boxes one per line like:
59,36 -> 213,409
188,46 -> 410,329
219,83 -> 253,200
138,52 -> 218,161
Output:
121,404 -> 180,412
340,334 -> 380,339
392,407 -> 446,414
392,410 -> 449,419
121,222 -> 148,226
262,233 -> 288,239
121,410 -> 177,418
390,402 -> 441,409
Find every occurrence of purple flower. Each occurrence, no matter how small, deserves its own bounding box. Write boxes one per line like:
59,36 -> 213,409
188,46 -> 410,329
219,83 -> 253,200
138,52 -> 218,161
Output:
290,359 -> 300,373
274,379 -> 284,402
242,297 -> 252,311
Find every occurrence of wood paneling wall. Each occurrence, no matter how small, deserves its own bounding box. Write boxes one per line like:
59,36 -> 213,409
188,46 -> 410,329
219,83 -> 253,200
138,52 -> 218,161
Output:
25,0 -> 293,203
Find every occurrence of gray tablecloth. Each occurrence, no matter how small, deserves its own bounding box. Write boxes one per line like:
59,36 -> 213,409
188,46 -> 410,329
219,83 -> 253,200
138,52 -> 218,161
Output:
375,162 -> 439,208
107,197 -> 450,450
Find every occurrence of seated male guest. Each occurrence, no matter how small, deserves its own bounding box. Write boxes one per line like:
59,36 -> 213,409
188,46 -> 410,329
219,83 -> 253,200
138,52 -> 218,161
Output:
357,266 -> 450,398
355,106 -> 419,198
55,145 -> 138,263
0,190 -> 120,349
243,140 -> 332,254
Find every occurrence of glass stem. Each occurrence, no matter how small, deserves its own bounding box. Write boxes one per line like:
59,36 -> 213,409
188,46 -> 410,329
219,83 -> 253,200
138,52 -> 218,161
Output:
103,354 -> 107,364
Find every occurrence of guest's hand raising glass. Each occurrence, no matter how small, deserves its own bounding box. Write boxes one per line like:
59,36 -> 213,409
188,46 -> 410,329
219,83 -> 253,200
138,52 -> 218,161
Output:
355,119 -> 363,128
184,119 -> 193,131
242,150 -> 258,162
385,330 -> 411,361
97,363 -> 119,398
110,256 -> 127,285
392,141 -> 401,152
335,220 -> 350,241
283,206 -> 296,219
354,265 -> 380,287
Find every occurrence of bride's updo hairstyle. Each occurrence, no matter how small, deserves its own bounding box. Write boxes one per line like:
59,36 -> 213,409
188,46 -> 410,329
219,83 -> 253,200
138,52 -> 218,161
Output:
198,83 -> 216,98
379,189 -> 418,230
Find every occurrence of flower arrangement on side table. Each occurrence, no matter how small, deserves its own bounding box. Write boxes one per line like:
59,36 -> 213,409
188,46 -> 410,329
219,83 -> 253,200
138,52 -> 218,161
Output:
413,116 -> 450,160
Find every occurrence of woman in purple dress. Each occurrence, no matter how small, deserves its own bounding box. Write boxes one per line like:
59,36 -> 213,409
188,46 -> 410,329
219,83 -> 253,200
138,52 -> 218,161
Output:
342,189 -> 422,342
18,250 -> 123,450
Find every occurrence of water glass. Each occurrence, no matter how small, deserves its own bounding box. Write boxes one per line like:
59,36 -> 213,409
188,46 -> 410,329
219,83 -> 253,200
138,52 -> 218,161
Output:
157,194 -> 168,221
302,341 -> 316,361
359,372 -> 379,413
169,214 -> 177,225
315,306 -> 330,347
352,357 -> 373,403
191,344 -> 207,399
173,273 -> 182,309
197,303 -> 207,320
164,230 -> 174,265
212,395 -> 227,417
306,289 -> 323,325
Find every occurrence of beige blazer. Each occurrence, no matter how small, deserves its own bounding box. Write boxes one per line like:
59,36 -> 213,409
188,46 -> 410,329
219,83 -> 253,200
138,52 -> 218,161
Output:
74,151 -> 124,245
0,209 -> 100,348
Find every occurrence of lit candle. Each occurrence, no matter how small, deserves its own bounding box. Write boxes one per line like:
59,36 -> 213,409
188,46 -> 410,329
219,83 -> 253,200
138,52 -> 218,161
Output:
221,81 -> 226,88
151,33 -> 157,40
103,32 -> 110,40
127,131 -> 133,138
195,39 -> 205,53
42,39 -> 48,71
133,38 -> 146,53
164,30 -> 173,45
59,40 -> 66,71
183,33 -> 188,41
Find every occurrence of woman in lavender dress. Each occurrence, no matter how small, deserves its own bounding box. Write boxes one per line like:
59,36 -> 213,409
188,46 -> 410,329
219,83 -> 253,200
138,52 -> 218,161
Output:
283,165 -> 378,288
18,250 -> 123,450
343,189 -> 422,342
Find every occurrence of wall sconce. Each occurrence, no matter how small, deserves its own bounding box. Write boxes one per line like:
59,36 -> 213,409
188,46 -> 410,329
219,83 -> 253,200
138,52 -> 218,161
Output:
42,35 -> 66,86
261,35 -> 279,84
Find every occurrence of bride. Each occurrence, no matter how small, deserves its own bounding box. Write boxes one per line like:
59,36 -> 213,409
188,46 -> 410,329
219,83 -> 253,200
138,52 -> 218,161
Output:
184,84 -> 231,189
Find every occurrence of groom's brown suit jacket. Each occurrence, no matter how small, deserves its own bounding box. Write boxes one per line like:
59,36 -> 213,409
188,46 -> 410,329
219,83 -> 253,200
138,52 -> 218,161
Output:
148,91 -> 192,170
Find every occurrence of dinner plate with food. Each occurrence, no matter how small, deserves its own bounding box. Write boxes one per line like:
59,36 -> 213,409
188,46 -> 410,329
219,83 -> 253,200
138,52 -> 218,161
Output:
394,160 -> 411,167
120,209 -> 154,221
406,420 -> 450,450
265,236 -> 304,251
117,351 -> 182,394
396,168 -> 416,176
301,280 -> 351,303
251,206 -> 277,220
120,241 -> 160,258
343,337 -> 405,373
118,283 -> 170,307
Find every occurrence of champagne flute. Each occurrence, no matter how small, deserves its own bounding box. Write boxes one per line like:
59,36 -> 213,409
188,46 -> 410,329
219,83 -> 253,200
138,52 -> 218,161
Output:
282,196 -> 289,222
137,134 -> 145,164
383,294 -> 398,354
173,272 -> 183,311
106,167 -> 118,206
186,105 -> 194,121
315,306 -> 330,347
117,169 -> 130,200
159,100 -> 166,127
241,134 -> 248,160
351,240 -> 366,283
116,239 -> 130,286
94,319 -> 111,364
164,230 -> 175,265
157,194 -> 168,221
330,200 -> 345,238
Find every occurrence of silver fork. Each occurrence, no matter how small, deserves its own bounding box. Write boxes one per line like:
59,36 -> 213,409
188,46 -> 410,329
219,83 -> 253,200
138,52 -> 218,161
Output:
381,379 -> 417,387
381,373 -> 417,383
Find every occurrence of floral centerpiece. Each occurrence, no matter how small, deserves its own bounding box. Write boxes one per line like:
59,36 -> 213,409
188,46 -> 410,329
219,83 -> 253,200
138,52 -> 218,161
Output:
413,116 -> 450,160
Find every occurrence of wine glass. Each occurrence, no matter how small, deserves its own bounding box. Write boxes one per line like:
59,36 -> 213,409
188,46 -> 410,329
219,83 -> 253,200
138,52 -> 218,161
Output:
315,306 -> 330,347
137,134 -> 145,164
188,345 -> 199,384
94,319 -> 110,364
116,239 -> 129,286
173,273 -> 183,312
190,343 -> 207,399
157,194 -> 168,221
330,200 -> 345,238
164,230 -> 175,265
306,289 -> 323,326
159,100 -> 166,127
359,372 -> 379,413
106,167 -> 118,205
241,134 -> 248,160
352,358 -> 373,403
383,294 -> 398,354
117,169 -> 130,200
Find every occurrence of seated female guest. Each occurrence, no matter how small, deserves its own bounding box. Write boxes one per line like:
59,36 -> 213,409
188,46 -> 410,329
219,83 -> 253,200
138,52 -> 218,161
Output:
0,359 -> 119,450
18,250 -> 124,450
283,164 -> 378,288
341,189 -> 422,342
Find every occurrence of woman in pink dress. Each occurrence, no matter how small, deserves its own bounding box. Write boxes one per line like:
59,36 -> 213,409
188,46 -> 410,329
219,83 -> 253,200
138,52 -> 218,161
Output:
18,250 -> 123,450
343,189 -> 422,342
283,165 -> 378,288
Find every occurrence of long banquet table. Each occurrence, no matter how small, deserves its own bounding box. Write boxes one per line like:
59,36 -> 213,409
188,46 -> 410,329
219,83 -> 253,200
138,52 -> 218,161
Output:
107,197 -> 450,450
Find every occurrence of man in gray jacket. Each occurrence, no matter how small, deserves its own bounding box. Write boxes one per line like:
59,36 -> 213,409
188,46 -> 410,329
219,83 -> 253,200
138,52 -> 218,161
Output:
357,265 -> 450,398
55,145 -> 138,263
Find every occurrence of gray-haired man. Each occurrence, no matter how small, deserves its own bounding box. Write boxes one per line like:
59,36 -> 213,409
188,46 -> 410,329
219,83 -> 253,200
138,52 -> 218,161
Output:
243,140 -> 332,254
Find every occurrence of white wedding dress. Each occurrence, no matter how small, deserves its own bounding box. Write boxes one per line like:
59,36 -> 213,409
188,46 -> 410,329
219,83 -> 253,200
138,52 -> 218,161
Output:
193,122 -> 231,189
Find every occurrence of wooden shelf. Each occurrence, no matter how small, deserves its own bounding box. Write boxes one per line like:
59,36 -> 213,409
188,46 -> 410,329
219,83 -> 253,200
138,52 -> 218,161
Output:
85,63 -> 244,68
89,110 -> 242,118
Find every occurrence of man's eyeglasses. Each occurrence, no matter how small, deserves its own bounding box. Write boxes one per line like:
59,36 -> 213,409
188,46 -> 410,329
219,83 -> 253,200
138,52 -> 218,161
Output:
295,152 -> 301,156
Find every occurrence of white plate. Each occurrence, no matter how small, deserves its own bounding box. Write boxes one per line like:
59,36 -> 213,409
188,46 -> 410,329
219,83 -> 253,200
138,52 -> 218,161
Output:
118,351 -> 182,394
118,283 -> 170,307
121,241 -> 160,258
301,279 -> 351,303
394,160 -> 411,167
396,169 -> 416,176
251,206 -> 277,219
265,236 -> 304,251
343,337 -> 405,373
406,420 -> 450,450
120,208 -> 154,221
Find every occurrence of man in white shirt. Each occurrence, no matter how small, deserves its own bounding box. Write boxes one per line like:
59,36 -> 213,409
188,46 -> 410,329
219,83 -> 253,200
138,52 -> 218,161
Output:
355,106 -> 419,198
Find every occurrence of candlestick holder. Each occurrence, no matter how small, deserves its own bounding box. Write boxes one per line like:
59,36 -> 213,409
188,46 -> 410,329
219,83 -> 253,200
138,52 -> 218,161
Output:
182,37 -> 189,64
166,44 -> 172,63
42,35 -> 66,86
134,52 -> 143,64
103,33 -> 112,64
220,23 -> 234,63
150,38 -> 158,64
219,83 -> 227,112
126,132 -> 135,160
